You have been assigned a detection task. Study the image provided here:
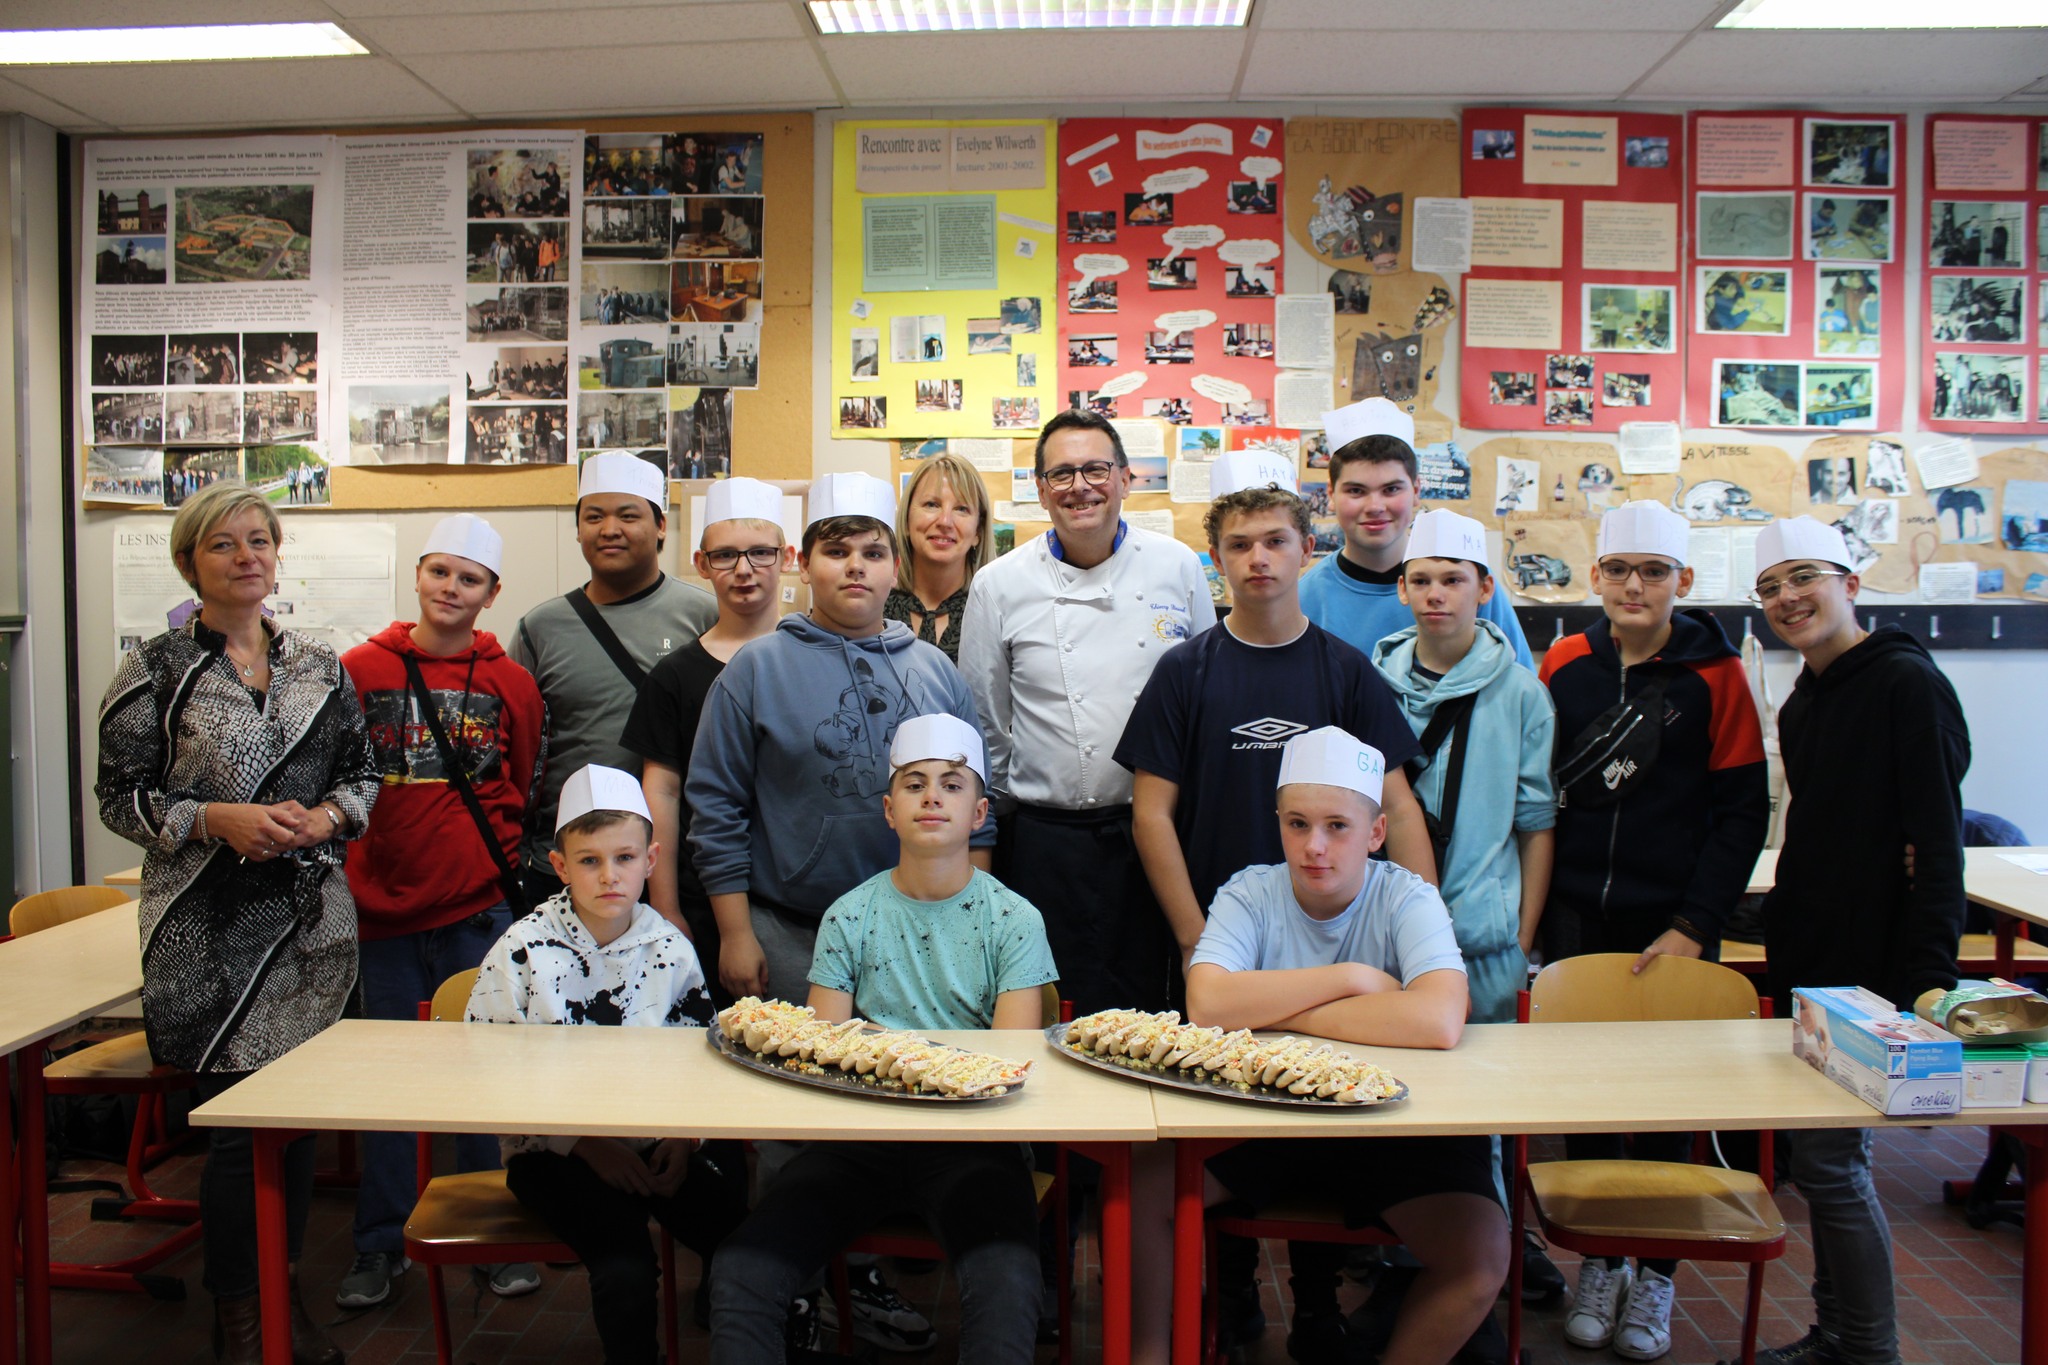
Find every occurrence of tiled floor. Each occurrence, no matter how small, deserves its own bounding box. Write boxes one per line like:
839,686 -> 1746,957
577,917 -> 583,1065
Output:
30,1121 -> 2031,1363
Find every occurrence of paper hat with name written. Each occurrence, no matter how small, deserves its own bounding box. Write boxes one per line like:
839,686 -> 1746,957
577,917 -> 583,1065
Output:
1755,515 -> 1853,576
1402,508 -> 1491,572
1597,499 -> 1690,565
1319,396 -> 1416,452
807,471 -> 897,530
888,713 -> 988,784
554,763 -> 651,834
1209,449 -> 1299,499
702,477 -> 784,534
1275,726 -> 1385,805
420,513 -> 503,576
578,450 -> 667,509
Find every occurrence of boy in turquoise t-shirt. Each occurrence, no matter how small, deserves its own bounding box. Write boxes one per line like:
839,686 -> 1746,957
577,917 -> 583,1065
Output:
708,713 -> 1056,1365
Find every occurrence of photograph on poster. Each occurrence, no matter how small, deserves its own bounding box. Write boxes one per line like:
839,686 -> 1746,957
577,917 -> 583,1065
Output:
967,319 -> 1012,354
95,236 -> 166,285
1545,391 -> 1595,426
85,446 -> 164,504
1126,192 -> 1173,226
349,384 -> 449,464
1069,278 -> 1118,312
582,199 -> 668,259
1930,200 -> 2027,269
673,196 -> 761,259
96,186 -> 168,235
1221,399 -> 1270,426
1071,390 -> 1115,417
1931,276 -> 2026,344
468,405 -> 568,465
473,345 -> 569,400
244,332 -> 317,384
1126,455 -> 1169,492
1815,267 -> 1880,354
1067,334 -> 1118,366
242,390 -> 316,443
1546,354 -> 1594,389
999,296 -> 1042,334
1147,257 -> 1197,290
1327,270 -> 1374,314
2041,358 -> 2048,420
1934,485 -> 1997,543
1932,351 -> 2027,421
172,184 -> 313,282
1807,454 -> 1859,504
1302,432 -> 1330,469
1067,211 -> 1116,243
92,391 -> 163,444
1473,129 -> 1517,159
1806,120 -> 1892,188
582,134 -> 665,196
1017,353 -> 1037,387
246,443 -> 329,506
163,449 -> 240,507
91,334 -> 165,387
164,390 -> 240,444
1805,195 -> 1891,262
1865,439 -> 1911,495
671,260 -> 761,324
167,333 -> 240,385
1146,329 -> 1196,364
1582,285 -> 1674,353
915,379 -> 964,413
668,322 -> 759,388
578,391 -> 665,449
470,150 -> 568,218
1698,267 -> 1790,335
467,222 -> 565,281
2002,481 -> 2048,551
1624,137 -> 1670,169
1489,372 -> 1537,405
467,285 -> 569,342
670,387 -> 734,478
1602,373 -> 1652,407
993,397 -> 1041,429
851,331 -> 879,380
686,133 -> 763,195
1147,398 -> 1194,424
1698,193 -> 1793,260
1222,322 -> 1273,358
580,264 -> 668,324
1224,263 -> 1274,296
1715,361 -> 1802,426
1180,426 -> 1222,458
1228,181 -> 1277,214
1300,483 -> 1332,517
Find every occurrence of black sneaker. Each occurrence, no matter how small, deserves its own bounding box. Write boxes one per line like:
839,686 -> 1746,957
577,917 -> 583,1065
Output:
1719,1327 -> 1842,1365
813,1265 -> 937,1354
785,1292 -> 822,1353
1216,1276 -> 1267,1347
1520,1231 -> 1566,1305
1287,1306 -> 1374,1365
334,1252 -> 408,1309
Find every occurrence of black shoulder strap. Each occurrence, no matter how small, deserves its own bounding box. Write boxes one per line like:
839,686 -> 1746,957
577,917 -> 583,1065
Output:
403,657 -> 530,916
565,587 -> 647,689
1403,690 -> 1479,848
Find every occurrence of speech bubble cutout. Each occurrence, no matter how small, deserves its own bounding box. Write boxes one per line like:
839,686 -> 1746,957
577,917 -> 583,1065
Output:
1097,371 -> 1149,398
1141,166 -> 1209,198
1217,238 -> 1281,268
1073,252 -> 1129,287
1191,374 -> 1253,405
1160,224 -> 1225,261
1153,308 -> 1218,333
1240,156 -> 1282,189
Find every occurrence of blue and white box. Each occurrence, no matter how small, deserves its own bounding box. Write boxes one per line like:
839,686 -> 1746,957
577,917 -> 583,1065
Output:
1792,985 -> 1963,1117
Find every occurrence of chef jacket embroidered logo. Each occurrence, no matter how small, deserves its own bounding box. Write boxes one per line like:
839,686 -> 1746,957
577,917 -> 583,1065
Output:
1151,603 -> 1192,641
1231,717 -> 1309,748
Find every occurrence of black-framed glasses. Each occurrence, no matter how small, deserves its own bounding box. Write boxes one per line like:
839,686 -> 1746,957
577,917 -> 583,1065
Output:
1596,559 -> 1676,585
1038,460 -> 1119,492
701,546 -> 782,570
1748,567 -> 1845,606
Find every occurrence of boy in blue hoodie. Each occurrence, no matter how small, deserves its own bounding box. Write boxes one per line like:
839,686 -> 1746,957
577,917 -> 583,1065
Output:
1370,509 -> 1556,1024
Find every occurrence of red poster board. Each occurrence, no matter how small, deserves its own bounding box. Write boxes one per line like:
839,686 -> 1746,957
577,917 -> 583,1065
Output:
1684,110 -> 1904,434
1057,117 -> 1283,427
1922,113 -> 2046,434
1460,109 -> 1684,432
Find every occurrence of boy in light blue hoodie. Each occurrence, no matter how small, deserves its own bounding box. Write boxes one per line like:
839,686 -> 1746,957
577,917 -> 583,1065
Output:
1369,508 -> 1556,1024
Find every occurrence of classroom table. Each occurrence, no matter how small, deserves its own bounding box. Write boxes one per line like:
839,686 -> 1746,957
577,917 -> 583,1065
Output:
1154,1017 -> 2048,1365
191,1020 -> 1158,1365
0,901 -> 143,1365
103,865 -> 142,889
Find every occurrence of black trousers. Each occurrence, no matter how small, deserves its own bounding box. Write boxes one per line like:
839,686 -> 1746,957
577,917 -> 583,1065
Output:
997,804 -> 1173,1016
195,1072 -> 319,1299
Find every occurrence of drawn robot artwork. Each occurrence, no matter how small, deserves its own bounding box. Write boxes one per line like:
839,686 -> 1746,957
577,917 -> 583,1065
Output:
1308,176 -> 1404,272
1352,331 -> 1423,403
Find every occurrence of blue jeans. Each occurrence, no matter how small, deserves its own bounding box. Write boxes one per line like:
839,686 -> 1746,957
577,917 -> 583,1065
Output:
351,906 -> 514,1255
1787,1126 -> 1899,1365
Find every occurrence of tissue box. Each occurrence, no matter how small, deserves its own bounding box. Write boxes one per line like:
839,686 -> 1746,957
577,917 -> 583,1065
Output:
1961,1046 -> 2027,1109
2026,1043 -> 2048,1104
1792,986 -> 1962,1117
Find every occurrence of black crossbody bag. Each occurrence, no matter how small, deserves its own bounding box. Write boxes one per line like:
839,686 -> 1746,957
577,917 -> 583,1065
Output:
403,657 -> 530,917
564,586 -> 647,688
1404,692 -> 1478,875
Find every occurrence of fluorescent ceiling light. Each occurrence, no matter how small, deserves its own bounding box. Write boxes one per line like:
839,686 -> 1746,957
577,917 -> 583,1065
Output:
1719,0 -> 2045,27
0,22 -> 368,65
809,0 -> 1253,34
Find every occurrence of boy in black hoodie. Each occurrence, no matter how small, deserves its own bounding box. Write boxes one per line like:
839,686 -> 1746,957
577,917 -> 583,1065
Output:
1538,500 -> 1768,1362
1744,517 -> 1965,1365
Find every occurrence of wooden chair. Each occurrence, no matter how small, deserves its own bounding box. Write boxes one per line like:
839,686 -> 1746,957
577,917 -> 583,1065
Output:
827,983 -> 1072,1363
1200,1200 -> 1398,1365
401,969 -> 683,1365
1507,954 -> 1787,1365
12,885 -> 201,1299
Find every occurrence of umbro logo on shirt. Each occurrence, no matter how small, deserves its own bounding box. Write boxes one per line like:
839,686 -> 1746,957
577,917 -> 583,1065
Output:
1230,717 -> 1308,749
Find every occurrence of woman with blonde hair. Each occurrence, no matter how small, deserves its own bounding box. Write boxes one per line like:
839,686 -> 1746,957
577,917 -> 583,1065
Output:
885,452 -> 992,662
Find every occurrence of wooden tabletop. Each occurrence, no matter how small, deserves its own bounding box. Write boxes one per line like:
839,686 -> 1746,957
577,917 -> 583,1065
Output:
0,902 -> 142,1055
105,865 -> 143,889
192,1021 -> 1160,1144
1957,847 -> 2048,928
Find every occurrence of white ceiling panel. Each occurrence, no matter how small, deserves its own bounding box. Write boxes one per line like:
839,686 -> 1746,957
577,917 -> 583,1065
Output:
4,55 -> 463,130
822,31 -> 1249,102
1255,0 -> 1726,33
1636,32 -> 2048,101
348,2 -> 800,55
1240,28 -> 1683,99
327,0 -> 763,16
405,38 -> 836,114
0,74 -> 114,132
0,0 -> 336,29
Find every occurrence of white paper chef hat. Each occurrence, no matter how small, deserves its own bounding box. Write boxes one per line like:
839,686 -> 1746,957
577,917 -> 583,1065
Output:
579,450 -> 667,510
420,513 -> 504,577
1209,449 -> 1299,499
888,713 -> 988,784
1597,499 -> 1690,565
807,471 -> 897,530
1275,726 -> 1385,806
1320,396 -> 1415,452
1755,515 -> 1853,576
1402,508 -> 1491,572
554,763 -> 652,834
702,477 -> 784,536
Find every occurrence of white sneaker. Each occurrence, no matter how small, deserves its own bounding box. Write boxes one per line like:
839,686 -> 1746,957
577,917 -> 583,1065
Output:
1564,1259 -> 1632,1349
1613,1267 -> 1675,1361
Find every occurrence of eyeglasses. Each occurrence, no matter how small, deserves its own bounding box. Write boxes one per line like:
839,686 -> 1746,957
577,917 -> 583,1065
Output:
1748,567 -> 1845,606
1596,559 -> 1676,585
1038,460 -> 1119,492
701,546 -> 782,570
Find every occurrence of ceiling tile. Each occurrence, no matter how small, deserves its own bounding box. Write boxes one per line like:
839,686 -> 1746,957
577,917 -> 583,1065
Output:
0,0 -> 335,29
1240,28 -> 1682,99
328,0 -> 761,16
405,38 -> 836,114
349,2 -> 799,55
6,55 -> 462,131
821,31 -> 1247,103
1636,31 -> 2048,101
0,74 -> 113,132
1255,0 -> 1724,32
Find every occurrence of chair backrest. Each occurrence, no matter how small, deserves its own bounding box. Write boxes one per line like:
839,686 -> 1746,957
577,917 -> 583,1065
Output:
1039,982 -> 1063,1029
11,885 -> 133,937
1527,953 -> 1759,1023
431,969 -> 482,1023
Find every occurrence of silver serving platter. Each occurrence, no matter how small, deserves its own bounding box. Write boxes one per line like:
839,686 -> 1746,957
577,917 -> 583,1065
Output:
707,1021 -> 1028,1104
1041,1023 -> 1409,1109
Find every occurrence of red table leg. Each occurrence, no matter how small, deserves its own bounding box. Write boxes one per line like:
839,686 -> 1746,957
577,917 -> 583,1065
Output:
1068,1141 -> 1135,1365
252,1130 -> 302,1365
17,1043 -> 49,1365
2016,1125 -> 2048,1365
1171,1139 -> 1235,1365
0,1054 -> 17,1365
1996,914 -> 2018,980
